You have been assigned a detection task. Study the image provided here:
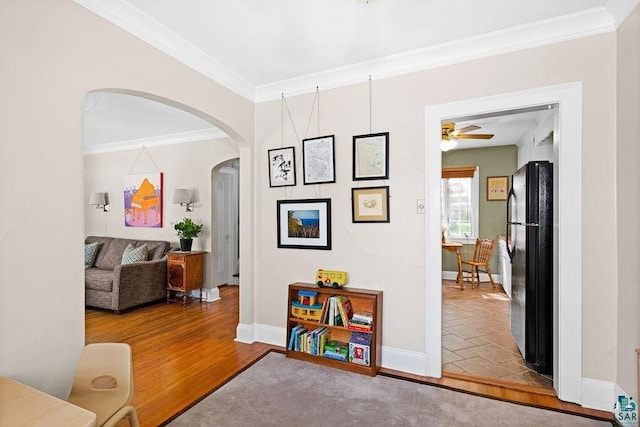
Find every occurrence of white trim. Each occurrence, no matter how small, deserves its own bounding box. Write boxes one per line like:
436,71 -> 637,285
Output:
74,0 -> 256,101
255,8 -> 614,102
253,324 -> 285,347
83,128 -> 227,155
425,82 -> 583,404
235,322 -> 255,344
582,377 -> 617,412
380,346 -> 427,376
73,0 -> 638,103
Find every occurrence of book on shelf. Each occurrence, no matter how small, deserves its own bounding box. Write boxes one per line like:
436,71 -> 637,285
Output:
347,322 -> 372,332
352,311 -> 373,323
319,295 -> 354,327
289,325 -> 307,352
349,331 -> 372,366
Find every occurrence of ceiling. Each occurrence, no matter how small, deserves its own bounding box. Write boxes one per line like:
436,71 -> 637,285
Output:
79,0 -> 637,153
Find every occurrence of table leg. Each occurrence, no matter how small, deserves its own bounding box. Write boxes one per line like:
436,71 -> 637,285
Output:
456,249 -> 463,290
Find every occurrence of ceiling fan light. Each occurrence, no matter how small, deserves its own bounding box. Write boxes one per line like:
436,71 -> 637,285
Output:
441,139 -> 457,152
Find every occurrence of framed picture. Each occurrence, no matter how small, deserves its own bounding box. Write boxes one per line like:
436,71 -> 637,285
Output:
277,198 -> 332,250
353,132 -> 389,180
302,135 -> 335,185
351,186 -> 390,223
268,146 -> 296,187
487,176 -> 509,201
123,172 -> 163,228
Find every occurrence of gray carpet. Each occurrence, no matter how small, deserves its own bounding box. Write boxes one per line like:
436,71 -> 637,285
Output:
166,352 -> 612,426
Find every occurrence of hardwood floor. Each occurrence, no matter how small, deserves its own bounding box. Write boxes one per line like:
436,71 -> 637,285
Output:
85,285 -> 276,427
85,285 -> 611,427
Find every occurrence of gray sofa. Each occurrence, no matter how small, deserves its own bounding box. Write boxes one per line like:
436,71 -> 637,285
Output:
85,236 -> 171,313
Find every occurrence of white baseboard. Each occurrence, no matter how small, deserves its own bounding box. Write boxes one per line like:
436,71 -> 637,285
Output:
235,323 -> 255,343
255,324 -> 285,347
190,287 -> 221,302
582,377 -> 617,412
381,346 -> 428,376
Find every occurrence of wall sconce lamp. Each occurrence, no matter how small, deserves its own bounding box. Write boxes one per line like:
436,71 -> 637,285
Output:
173,188 -> 194,212
88,192 -> 109,212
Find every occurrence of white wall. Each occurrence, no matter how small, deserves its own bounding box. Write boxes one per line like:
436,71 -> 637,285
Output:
0,1 -> 253,398
84,137 -> 239,288
254,32 -> 620,388
616,5 -> 640,400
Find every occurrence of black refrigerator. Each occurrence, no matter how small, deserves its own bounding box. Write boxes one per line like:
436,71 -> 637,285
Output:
506,161 -> 553,376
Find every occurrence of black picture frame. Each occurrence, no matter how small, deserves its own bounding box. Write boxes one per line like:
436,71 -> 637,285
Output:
277,198 -> 332,250
352,132 -> 389,180
268,146 -> 296,187
351,186 -> 390,223
302,135 -> 335,185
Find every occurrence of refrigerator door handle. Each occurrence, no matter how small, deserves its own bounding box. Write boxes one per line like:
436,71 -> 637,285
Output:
506,187 -> 515,261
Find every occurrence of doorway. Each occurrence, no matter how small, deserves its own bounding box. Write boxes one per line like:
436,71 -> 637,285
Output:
425,83 -> 583,404
214,160 -> 239,287
439,108 -> 555,389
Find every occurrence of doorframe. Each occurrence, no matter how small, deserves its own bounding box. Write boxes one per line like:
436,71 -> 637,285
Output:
424,82 -> 582,404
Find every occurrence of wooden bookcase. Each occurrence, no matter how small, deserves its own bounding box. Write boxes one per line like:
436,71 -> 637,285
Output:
285,282 -> 382,376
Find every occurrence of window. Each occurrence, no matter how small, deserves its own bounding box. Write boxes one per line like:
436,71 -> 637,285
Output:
441,166 -> 479,242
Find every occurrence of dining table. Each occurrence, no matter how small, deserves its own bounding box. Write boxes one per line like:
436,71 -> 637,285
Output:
442,241 -> 464,289
0,377 -> 97,427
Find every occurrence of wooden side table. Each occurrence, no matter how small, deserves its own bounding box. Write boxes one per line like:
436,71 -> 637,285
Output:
167,251 -> 206,306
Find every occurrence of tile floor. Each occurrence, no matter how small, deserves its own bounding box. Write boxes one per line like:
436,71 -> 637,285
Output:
441,279 -> 553,389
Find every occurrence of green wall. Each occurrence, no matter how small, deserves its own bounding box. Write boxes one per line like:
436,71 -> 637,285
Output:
442,145 -> 518,277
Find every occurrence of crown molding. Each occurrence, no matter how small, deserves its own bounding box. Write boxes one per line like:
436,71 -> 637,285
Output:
83,128 -> 227,155
607,0 -> 640,28
74,0 -> 256,101
76,0 -> 637,104
254,7 -> 617,102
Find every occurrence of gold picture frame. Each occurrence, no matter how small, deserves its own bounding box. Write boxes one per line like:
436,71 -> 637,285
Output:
351,186 -> 390,223
487,176 -> 509,201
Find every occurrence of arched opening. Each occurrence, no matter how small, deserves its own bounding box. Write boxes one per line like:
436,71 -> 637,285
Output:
83,88 -> 249,327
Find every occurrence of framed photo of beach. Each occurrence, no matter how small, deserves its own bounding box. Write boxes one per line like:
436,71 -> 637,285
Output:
276,198 -> 331,250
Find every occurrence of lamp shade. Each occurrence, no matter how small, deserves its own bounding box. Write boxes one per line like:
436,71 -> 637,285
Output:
88,192 -> 107,205
173,188 -> 191,204
440,139 -> 458,152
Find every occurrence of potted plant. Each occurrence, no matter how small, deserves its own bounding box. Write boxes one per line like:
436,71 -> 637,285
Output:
174,217 -> 203,251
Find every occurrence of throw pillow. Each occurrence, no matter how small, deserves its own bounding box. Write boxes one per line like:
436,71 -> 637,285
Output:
121,243 -> 148,265
85,242 -> 99,267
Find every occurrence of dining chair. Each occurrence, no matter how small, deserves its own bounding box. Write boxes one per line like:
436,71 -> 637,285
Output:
67,343 -> 140,427
461,238 -> 496,289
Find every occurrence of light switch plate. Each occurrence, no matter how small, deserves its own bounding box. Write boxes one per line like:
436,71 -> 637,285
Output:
417,199 -> 426,214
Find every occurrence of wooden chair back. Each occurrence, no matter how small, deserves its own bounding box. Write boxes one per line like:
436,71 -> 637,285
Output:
471,238 -> 495,264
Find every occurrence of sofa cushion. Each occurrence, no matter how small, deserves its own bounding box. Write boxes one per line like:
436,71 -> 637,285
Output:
141,241 -> 170,260
85,268 -> 114,292
86,236 -> 169,269
85,242 -> 99,267
121,243 -> 148,264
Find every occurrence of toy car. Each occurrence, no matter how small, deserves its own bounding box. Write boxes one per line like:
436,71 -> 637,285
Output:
316,269 -> 348,288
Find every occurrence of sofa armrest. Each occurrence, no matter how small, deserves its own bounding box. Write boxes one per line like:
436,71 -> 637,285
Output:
112,257 -> 167,310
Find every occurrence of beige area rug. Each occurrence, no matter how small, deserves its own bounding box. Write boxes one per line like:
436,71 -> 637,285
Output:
164,352 -> 612,426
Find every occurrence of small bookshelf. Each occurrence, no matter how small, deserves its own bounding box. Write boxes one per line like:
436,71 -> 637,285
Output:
285,282 -> 382,376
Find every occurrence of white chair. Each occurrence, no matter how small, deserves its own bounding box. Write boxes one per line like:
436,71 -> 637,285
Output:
67,343 -> 140,427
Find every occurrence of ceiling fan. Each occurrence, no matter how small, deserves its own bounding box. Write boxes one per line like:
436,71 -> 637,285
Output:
441,123 -> 494,151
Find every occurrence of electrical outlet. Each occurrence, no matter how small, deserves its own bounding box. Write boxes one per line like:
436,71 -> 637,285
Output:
417,199 -> 426,214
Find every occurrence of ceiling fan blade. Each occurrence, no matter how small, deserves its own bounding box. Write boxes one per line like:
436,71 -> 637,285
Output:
454,133 -> 494,140
452,125 -> 481,135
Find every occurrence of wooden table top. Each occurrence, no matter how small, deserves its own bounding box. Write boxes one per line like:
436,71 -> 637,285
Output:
0,377 -> 96,427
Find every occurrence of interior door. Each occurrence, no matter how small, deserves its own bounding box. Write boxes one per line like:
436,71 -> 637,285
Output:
216,167 -> 239,286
